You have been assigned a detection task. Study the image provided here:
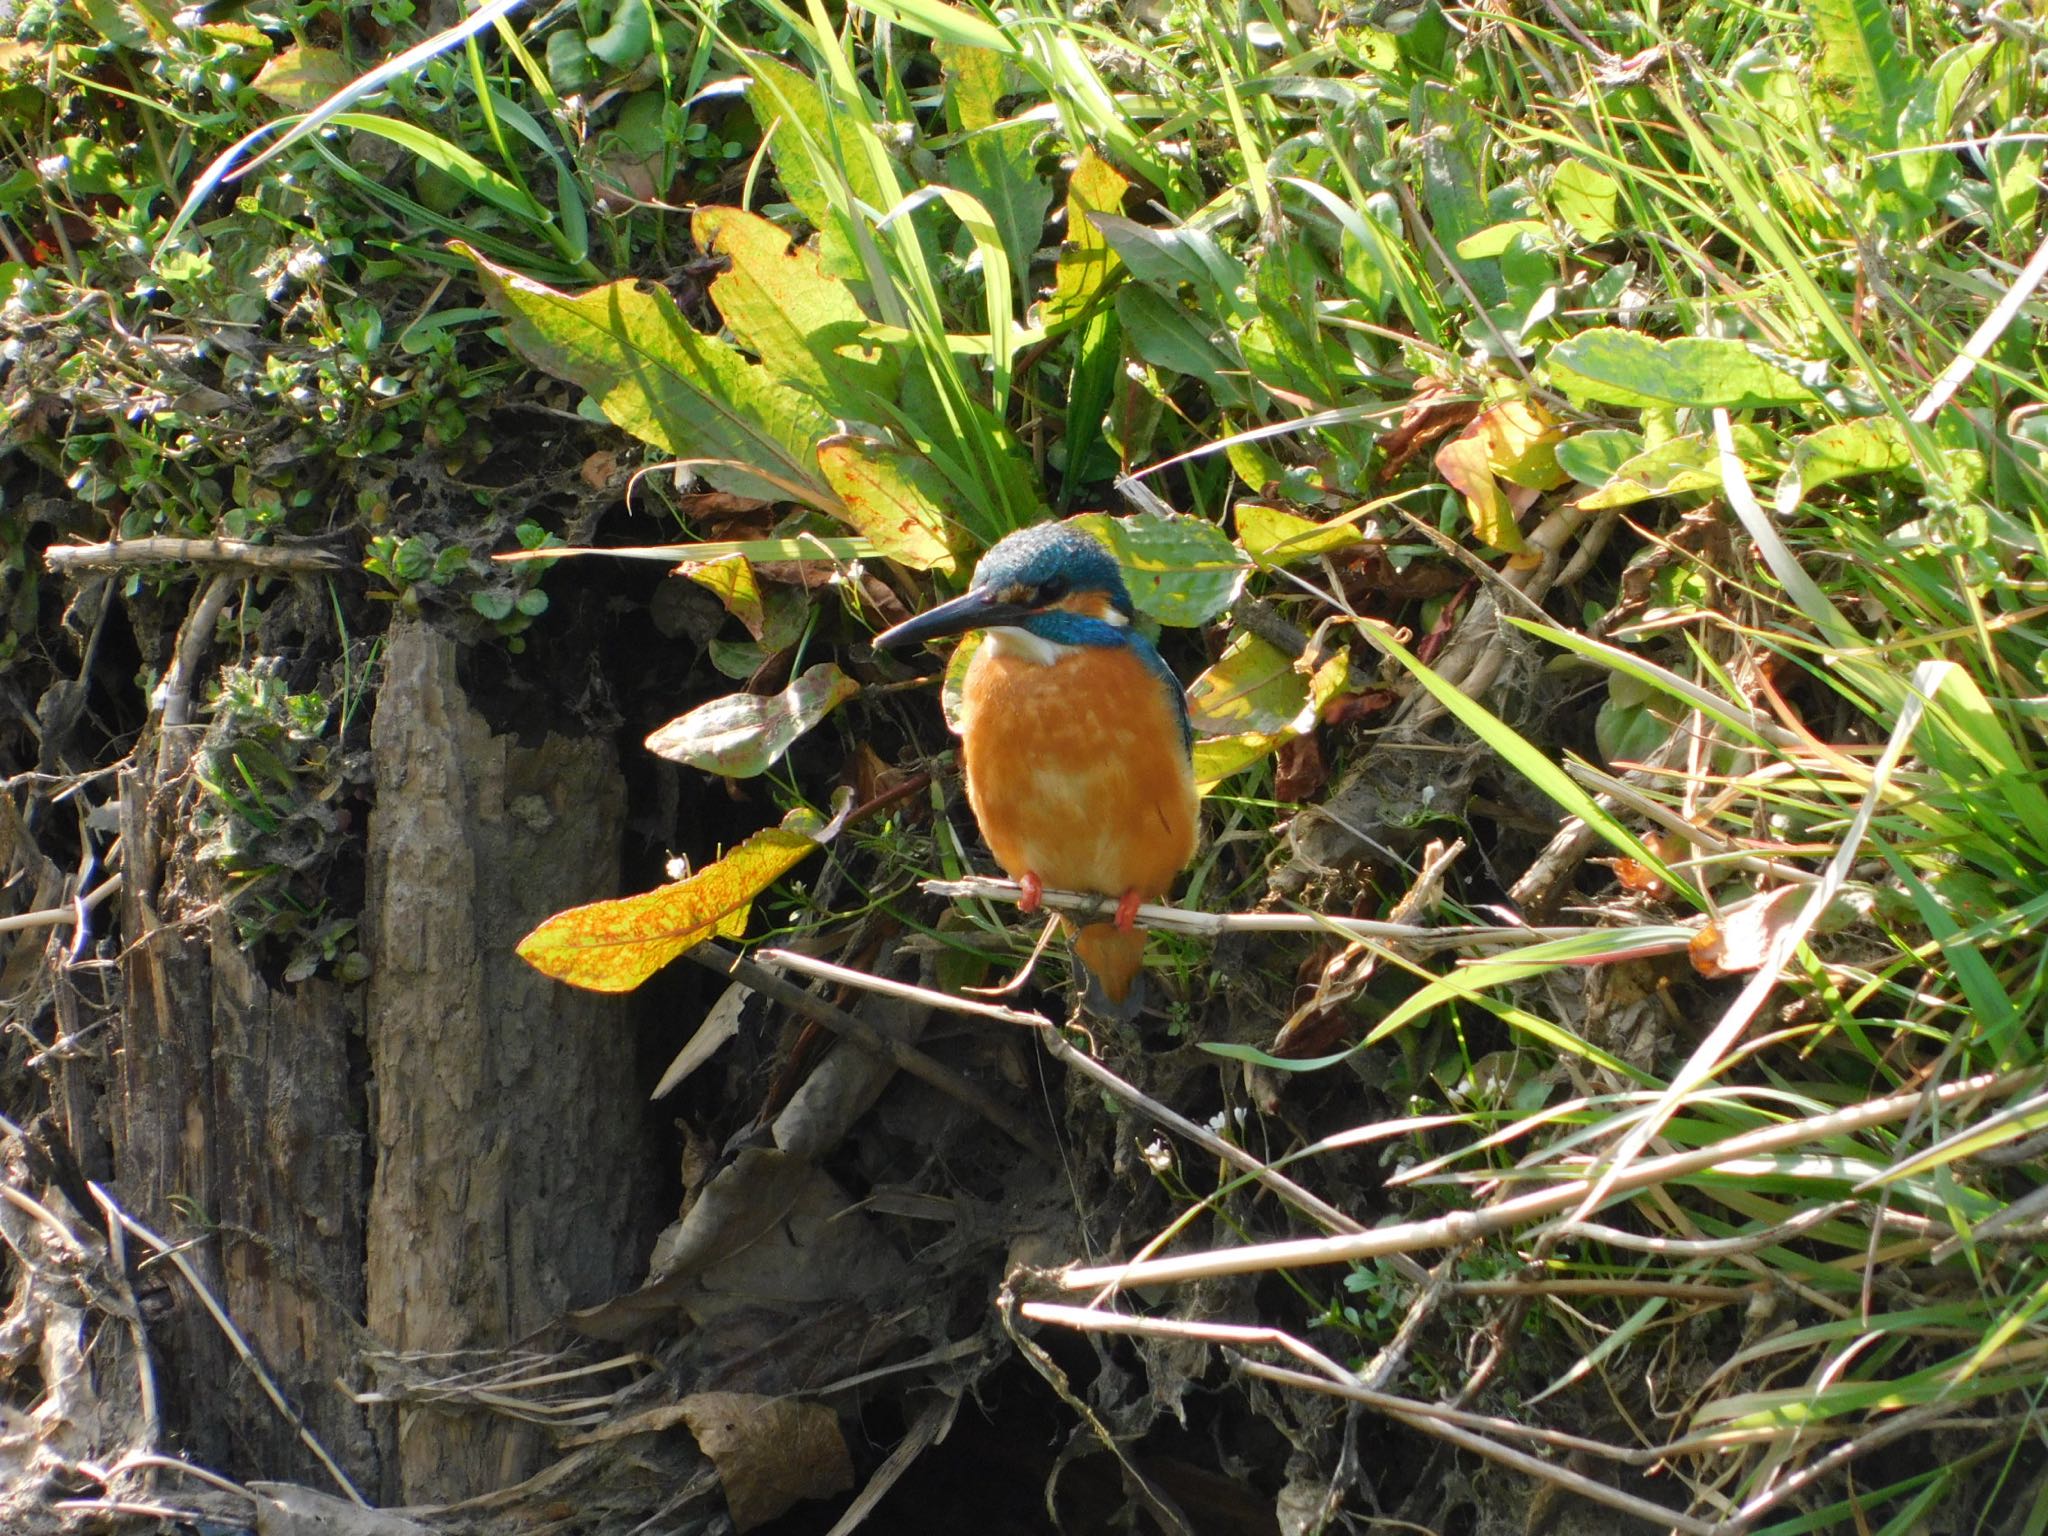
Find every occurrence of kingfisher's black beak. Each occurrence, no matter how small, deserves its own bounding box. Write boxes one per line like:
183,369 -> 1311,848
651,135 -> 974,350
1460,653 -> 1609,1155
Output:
872,586 -> 1037,651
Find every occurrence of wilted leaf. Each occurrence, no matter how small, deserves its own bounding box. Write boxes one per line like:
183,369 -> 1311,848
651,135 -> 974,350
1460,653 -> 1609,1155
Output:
678,1393 -> 853,1533
693,206 -> 897,407
253,45 -> 352,108
1690,885 -> 1805,977
517,813 -> 826,992
1273,732 -> 1327,802
463,247 -> 836,507
1435,395 -> 1566,553
1550,160 -> 1619,242
647,663 -> 861,777
1235,503 -> 1364,567
653,980 -> 751,1099
1069,509 -> 1247,626
1548,328 -> 1818,410
817,436 -> 970,573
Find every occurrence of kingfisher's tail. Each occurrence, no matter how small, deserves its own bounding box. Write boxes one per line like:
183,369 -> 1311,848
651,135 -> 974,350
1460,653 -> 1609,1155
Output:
1073,922 -> 1147,1021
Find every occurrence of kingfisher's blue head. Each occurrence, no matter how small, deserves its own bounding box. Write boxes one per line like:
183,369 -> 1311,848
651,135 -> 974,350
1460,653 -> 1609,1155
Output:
873,522 -> 1138,653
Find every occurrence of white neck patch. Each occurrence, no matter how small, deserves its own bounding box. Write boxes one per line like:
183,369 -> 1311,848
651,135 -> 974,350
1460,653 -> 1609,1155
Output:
983,625 -> 1074,666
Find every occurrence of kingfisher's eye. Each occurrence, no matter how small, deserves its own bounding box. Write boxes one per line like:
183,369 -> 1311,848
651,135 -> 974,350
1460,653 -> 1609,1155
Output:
1035,576 -> 1069,605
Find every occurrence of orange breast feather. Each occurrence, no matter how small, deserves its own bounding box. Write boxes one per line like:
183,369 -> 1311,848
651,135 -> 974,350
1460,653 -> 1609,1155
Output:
959,641 -> 1196,905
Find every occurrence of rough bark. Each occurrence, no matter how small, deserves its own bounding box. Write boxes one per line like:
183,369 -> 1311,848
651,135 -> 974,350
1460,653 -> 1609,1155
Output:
363,620 -> 643,1504
112,767 -> 378,1492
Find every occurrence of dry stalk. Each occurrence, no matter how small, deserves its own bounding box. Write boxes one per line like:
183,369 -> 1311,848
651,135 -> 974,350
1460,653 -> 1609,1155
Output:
1053,1069 -> 2025,1290
756,945 -> 1370,1240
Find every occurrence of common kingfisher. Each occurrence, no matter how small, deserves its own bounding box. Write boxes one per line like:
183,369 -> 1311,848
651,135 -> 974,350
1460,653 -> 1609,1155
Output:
875,522 -> 1198,1015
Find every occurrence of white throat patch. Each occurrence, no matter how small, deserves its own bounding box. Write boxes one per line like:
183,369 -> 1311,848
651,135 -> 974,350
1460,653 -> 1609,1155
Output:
983,626 -> 1074,666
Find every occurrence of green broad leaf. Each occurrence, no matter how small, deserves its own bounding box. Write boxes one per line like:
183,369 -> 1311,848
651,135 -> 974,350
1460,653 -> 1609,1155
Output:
463,248 -> 836,508
816,436 -> 971,573
586,0 -> 653,68
707,586 -> 809,680
1070,510 -> 1248,627
252,45 -> 354,109
1595,670 -> 1674,767
1114,286 -> 1251,410
332,114 -> 547,225
1040,149 -> 1129,332
1892,39 -> 1995,199
1454,220 -> 1553,260
1061,307 -> 1121,504
1418,82 -> 1498,303
1547,328 -> 1818,410
946,121 -> 1053,314
1550,160 -> 1619,242
1090,213 -> 1247,308
1187,629 -> 1311,736
645,663 -> 861,778
746,53 -> 897,280
1235,502 -> 1363,566
1555,428 -> 1641,486
1577,427 -> 1772,509
1786,417 -> 1913,498
693,206 -> 897,407
1809,0 -> 1909,147
1191,730 -> 1289,796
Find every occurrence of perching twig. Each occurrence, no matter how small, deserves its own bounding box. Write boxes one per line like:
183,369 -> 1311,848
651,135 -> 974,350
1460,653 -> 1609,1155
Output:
920,877 -> 1607,952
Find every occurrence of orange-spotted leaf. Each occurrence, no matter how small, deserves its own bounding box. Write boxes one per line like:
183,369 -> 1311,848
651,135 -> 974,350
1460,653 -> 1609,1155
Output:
646,663 -> 861,777
517,813 -> 825,992
816,435 -> 969,574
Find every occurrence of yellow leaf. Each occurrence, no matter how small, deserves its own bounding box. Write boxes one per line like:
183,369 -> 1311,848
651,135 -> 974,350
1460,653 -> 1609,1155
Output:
681,553 -> 767,638
516,817 -> 823,992
1039,149 -> 1129,330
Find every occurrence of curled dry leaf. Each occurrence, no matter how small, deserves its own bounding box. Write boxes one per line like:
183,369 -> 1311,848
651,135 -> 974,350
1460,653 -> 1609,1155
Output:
646,662 -> 862,778
677,1392 -> 854,1532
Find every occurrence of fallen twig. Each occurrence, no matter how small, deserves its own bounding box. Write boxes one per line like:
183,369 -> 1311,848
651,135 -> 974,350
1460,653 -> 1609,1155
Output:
44,537 -> 346,575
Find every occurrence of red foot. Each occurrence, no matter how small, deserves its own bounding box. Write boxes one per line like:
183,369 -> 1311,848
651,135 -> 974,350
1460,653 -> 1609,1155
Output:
1114,888 -> 1142,934
1018,872 -> 1044,914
